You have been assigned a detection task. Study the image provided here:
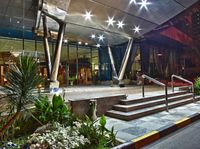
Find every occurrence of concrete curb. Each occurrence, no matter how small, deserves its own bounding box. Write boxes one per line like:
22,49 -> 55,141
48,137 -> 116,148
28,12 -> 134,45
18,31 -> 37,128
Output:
113,112 -> 200,149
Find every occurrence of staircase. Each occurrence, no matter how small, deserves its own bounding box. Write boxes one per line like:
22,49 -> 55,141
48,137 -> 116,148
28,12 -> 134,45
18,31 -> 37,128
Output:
106,91 -> 200,121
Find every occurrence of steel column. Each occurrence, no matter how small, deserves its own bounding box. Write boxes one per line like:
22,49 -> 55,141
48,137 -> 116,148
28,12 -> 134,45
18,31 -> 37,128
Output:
42,15 -> 52,79
76,44 -> 79,85
50,22 -> 66,82
118,38 -> 133,82
108,46 -> 118,80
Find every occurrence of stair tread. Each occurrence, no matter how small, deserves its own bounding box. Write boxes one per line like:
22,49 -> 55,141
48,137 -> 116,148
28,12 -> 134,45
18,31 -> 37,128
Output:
115,93 -> 193,108
122,91 -> 189,103
107,97 -> 196,116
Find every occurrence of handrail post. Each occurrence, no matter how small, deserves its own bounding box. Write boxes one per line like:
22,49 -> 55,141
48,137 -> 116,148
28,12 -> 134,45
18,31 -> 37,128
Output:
171,74 -> 195,102
142,78 -> 145,98
171,75 -> 174,92
165,85 -> 169,112
192,84 -> 195,102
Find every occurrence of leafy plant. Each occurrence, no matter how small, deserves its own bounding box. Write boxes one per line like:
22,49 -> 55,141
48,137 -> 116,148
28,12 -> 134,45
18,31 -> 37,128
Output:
78,115 -> 117,149
194,77 -> 200,95
35,95 -> 70,124
0,56 -> 43,137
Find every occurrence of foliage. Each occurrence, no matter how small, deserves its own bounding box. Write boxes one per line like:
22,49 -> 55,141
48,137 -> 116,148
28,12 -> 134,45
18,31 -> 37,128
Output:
78,115 -> 117,149
27,122 -> 90,149
194,77 -> 200,95
4,56 -> 43,112
35,95 -> 70,124
0,56 -> 43,140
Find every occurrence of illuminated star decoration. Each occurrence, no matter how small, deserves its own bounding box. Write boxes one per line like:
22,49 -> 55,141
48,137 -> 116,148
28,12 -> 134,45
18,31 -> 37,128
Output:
129,0 -> 137,5
98,35 -> 105,42
83,10 -> 93,21
91,34 -> 96,39
138,0 -> 151,10
133,25 -> 142,33
106,17 -> 116,27
96,44 -> 100,47
117,20 -> 125,29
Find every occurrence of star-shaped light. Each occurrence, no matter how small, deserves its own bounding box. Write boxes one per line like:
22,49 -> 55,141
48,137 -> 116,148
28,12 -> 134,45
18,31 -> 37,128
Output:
117,20 -> 125,29
133,25 -> 142,33
98,35 -> 105,41
138,0 -> 151,10
129,0 -> 137,5
106,17 -> 116,27
83,10 -> 93,21
96,44 -> 100,48
91,34 -> 96,39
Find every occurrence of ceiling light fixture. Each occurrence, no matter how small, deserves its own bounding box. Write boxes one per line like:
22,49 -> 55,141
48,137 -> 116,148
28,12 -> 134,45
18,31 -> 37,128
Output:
83,10 -> 93,21
98,35 -> 105,42
138,0 -> 151,10
133,25 -> 142,33
91,34 -> 96,39
85,42 -> 88,46
96,44 -> 100,48
78,41 -> 82,45
129,0 -> 137,5
106,16 -> 116,27
117,20 -> 125,29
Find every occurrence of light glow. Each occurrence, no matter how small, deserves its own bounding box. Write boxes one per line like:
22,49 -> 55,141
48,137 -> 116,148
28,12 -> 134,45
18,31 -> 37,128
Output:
129,0 -> 137,5
96,44 -> 100,48
138,0 -> 151,10
106,16 -> 116,27
117,20 -> 125,29
133,25 -> 142,33
85,42 -> 88,45
83,10 -> 93,21
91,34 -> 96,39
98,35 -> 105,41
78,41 -> 82,45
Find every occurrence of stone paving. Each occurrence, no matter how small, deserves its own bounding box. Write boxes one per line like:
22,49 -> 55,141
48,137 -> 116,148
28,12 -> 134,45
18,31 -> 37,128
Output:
106,101 -> 200,142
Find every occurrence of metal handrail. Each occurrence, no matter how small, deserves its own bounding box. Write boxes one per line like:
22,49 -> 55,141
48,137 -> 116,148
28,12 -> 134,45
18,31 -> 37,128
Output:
171,74 -> 195,101
142,74 -> 168,111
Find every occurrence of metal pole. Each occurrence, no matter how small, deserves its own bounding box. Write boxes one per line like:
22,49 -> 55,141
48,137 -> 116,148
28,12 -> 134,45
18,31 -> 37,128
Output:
50,22 -> 66,82
90,47 -> 93,83
118,38 -> 133,82
108,46 -> 118,80
171,75 -> 174,92
76,44 -> 79,85
42,15 -> 52,79
165,85 -> 169,112
142,78 -> 145,97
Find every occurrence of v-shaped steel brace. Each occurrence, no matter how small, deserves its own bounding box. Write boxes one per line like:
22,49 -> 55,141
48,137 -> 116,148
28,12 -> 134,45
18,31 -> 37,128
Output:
108,38 -> 133,82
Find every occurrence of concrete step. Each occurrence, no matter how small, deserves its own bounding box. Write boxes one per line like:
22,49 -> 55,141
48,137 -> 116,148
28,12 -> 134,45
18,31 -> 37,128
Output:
120,91 -> 188,105
113,93 -> 193,112
106,96 -> 200,121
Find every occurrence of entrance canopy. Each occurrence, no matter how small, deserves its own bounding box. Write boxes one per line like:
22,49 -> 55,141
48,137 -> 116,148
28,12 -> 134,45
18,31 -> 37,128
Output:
0,0 -> 199,45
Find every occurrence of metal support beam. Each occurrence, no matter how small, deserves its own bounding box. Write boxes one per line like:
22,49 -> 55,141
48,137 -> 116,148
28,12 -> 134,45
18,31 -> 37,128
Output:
108,46 -> 118,80
76,44 -> 79,85
50,22 -> 66,82
118,38 -> 133,82
42,15 -> 52,79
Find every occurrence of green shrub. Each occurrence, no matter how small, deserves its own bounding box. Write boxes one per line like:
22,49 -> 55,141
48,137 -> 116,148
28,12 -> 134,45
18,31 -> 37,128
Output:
194,77 -> 200,95
78,115 -> 117,149
35,95 -> 70,124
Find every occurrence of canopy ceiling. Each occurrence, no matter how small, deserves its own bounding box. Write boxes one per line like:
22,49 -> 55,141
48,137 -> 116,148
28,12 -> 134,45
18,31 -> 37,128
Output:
0,0 -> 199,46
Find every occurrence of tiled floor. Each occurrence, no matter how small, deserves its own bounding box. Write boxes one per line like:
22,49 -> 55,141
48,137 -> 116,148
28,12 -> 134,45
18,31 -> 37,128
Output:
106,102 -> 200,142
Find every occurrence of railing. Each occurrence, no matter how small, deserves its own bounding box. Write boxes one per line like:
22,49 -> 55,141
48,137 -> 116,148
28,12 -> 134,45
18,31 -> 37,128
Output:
142,74 -> 168,111
171,74 -> 195,101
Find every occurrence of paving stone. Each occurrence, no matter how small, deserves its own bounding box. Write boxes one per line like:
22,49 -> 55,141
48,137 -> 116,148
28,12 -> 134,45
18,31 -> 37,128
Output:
116,131 -> 138,142
122,126 -> 149,136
